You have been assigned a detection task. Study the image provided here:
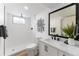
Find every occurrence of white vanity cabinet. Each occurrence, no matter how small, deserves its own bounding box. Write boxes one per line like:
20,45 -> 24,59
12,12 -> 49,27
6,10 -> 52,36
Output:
39,41 -> 72,56
57,50 -> 72,56
39,41 -> 48,56
47,44 -> 58,56
39,41 -> 58,56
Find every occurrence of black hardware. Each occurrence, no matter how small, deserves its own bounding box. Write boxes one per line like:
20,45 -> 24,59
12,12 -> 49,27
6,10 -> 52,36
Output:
44,45 -> 48,52
57,38 -> 60,41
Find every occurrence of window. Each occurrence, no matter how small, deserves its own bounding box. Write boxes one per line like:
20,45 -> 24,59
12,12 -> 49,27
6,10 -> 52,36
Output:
13,16 -> 25,24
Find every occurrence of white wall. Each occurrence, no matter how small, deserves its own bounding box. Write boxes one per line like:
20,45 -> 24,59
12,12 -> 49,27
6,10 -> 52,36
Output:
32,9 -> 50,40
62,15 -> 76,28
31,16 -> 37,42
0,4 -> 4,56
0,4 -> 4,25
50,16 -> 62,35
31,9 -> 50,42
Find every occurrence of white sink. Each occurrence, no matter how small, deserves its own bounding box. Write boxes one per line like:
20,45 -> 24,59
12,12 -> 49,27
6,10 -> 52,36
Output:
44,39 -> 65,46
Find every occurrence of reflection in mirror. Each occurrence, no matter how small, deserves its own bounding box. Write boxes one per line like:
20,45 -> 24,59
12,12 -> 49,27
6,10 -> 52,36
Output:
49,4 -> 76,37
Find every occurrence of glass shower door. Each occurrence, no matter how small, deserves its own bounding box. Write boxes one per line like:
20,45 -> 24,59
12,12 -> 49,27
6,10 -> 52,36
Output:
0,3 -> 5,56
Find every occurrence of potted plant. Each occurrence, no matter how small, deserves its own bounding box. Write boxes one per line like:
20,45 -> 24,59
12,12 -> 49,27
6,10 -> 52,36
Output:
62,23 -> 75,45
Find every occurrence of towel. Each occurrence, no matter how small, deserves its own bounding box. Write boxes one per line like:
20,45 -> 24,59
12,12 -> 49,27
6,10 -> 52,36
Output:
0,25 -> 8,39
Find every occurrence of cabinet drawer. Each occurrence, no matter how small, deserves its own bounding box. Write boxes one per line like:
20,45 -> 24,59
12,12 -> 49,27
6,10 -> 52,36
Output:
58,50 -> 72,56
47,45 -> 58,56
58,50 -> 63,56
39,42 -> 58,56
39,42 -> 48,56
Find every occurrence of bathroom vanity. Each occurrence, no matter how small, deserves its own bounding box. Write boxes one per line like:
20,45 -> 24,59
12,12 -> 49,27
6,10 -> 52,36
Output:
39,39 -> 79,56
41,3 -> 79,56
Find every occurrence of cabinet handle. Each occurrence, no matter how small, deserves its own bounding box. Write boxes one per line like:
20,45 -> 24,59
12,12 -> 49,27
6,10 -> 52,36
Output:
44,45 -> 48,52
63,54 -> 66,56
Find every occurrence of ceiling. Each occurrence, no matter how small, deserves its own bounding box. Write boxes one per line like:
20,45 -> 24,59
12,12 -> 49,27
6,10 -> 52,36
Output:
5,3 -> 70,18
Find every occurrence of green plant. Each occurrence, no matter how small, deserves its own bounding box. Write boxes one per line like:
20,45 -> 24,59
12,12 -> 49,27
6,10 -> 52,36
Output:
62,23 -> 75,39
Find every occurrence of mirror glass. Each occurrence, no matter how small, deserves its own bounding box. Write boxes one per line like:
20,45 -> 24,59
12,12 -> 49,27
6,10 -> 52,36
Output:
49,4 -> 76,37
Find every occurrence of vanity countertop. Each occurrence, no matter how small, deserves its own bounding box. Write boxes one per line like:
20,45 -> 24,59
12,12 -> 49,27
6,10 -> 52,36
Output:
39,39 -> 79,56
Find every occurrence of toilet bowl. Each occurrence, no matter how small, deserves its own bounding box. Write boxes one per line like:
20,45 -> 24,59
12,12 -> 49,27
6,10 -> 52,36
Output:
26,43 -> 37,56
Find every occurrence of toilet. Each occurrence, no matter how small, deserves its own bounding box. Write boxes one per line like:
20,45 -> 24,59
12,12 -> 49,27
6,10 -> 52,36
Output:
26,43 -> 38,56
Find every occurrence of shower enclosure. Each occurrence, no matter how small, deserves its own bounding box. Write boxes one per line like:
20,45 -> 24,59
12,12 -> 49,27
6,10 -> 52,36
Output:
0,3 -> 34,56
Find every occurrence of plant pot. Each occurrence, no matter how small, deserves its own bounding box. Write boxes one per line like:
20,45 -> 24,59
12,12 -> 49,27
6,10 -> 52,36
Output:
68,38 -> 75,46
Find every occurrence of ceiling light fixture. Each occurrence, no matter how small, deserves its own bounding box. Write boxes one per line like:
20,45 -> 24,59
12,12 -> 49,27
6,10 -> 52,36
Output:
24,6 -> 29,10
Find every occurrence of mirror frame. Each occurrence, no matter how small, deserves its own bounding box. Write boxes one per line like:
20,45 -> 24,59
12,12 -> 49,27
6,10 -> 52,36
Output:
48,3 -> 79,38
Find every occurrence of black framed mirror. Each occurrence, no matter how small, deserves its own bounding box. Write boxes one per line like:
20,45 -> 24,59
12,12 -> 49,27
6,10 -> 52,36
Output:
48,3 -> 79,39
